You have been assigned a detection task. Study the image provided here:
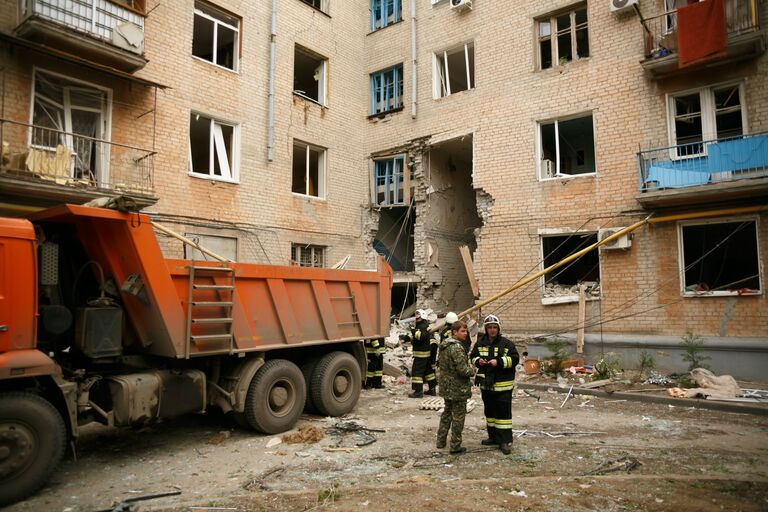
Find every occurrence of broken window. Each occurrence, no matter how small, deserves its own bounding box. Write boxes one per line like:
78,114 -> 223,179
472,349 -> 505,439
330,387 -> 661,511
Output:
538,114 -> 595,178
669,83 -> 744,158
373,207 -> 415,271
189,113 -> 238,181
541,232 -> 600,303
192,1 -> 240,71
434,42 -> 475,98
293,46 -> 327,105
680,219 -> 761,295
371,0 -> 401,31
184,233 -> 238,261
31,70 -> 110,183
373,155 -> 412,206
538,5 -> 588,70
299,0 -> 327,12
113,0 -> 146,11
370,65 -> 403,115
292,141 -> 326,198
292,243 -> 326,267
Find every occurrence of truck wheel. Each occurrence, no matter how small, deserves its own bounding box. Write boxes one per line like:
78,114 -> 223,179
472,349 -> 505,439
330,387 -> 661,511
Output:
244,359 -> 306,434
300,357 -> 319,413
0,392 -> 66,506
311,351 -> 361,417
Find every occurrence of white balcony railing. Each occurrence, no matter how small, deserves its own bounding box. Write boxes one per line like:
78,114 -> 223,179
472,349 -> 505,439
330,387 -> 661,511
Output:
20,0 -> 145,55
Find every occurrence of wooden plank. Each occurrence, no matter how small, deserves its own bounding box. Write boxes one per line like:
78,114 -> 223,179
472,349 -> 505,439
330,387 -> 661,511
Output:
458,245 -> 479,298
576,283 -> 586,354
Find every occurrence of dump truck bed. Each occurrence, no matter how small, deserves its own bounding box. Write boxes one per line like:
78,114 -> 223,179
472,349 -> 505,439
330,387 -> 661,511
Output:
30,205 -> 392,358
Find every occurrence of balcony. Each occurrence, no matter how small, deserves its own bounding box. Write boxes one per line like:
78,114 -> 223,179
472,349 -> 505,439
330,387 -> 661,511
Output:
15,0 -> 147,72
0,118 -> 157,212
640,0 -> 764,79
636,132 -> 768,208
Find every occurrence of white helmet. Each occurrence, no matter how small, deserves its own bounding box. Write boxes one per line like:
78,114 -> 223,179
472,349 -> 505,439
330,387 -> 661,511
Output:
445,312 -> 459,324
415,309 -> 428,318
483,314 -> 501,327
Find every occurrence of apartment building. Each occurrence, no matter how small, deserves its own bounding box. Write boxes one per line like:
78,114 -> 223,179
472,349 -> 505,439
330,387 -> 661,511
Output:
0,0 -> 765,373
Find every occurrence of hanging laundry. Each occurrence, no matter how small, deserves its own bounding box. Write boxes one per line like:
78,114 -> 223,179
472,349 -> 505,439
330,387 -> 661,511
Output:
677,0 -> 727,67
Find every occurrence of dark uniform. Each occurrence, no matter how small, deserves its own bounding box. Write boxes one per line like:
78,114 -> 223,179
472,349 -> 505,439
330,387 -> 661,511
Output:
364,338 -> 385,388
470,333 -> 519,446
436,336 -> 474,452
403,318 -> 437,396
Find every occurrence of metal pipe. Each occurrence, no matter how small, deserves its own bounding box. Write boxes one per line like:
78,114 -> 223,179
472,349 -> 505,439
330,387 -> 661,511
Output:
459,203 -> 768,318
410,0 -> 417,118
267,0 -> 277,161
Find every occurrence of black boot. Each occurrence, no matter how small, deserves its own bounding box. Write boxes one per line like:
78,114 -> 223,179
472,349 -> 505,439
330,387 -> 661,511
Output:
499,443 -> 511,455
425,388 -> 437,396
481,438 -> 496,446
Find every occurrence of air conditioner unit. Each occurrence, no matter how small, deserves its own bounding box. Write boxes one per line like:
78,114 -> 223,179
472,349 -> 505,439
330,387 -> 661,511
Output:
610,0 -> 638,13
451,0 -> 472,11
540,159 -> 555,179
598,228 -> 632,250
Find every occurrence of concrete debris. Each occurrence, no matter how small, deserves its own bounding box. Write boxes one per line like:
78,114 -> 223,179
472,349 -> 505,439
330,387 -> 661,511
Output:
543,282 -> 600,298
643,371 -> 674,386
508,490 -> 528,498
419,398 -> 476,413
281,424 -> 324,444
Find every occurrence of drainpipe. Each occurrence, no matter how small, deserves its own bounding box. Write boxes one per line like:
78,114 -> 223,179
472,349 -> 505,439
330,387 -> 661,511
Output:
267,0 -> 277,161
410,0 -> 417,119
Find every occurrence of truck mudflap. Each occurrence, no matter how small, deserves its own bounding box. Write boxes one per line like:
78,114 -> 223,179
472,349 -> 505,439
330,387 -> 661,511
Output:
0,350 -> 57,380
98,369 -> 207,426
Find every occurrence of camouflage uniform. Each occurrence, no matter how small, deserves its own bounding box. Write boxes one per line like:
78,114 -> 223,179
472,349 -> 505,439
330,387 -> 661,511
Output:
436,336 -> 475,451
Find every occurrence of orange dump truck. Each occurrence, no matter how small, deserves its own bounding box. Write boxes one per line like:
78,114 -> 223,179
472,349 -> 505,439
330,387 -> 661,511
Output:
0,204 -> 392,505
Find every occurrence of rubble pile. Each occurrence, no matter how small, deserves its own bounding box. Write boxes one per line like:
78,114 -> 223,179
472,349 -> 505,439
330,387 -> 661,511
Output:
543,282 -> 600,298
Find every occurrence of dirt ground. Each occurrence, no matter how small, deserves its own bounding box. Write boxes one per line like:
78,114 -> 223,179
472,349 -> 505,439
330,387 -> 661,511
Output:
6,379 -> 768,512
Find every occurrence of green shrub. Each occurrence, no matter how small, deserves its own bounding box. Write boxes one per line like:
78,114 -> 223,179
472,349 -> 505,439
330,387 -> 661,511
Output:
542,337 -> 571,375
638,350 -> 656,379
594,352 -> 621,380
680,331 -> 711,372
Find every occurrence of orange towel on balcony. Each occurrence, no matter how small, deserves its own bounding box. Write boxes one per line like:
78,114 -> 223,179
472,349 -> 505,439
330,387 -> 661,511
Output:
677,0 -> 727,67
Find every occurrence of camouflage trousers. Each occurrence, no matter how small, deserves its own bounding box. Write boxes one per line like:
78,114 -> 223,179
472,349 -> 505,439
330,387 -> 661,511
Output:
437,399 -> 467,451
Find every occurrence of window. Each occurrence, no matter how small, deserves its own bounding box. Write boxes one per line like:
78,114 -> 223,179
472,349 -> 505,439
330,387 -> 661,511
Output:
434,42 -> 475,98
538,114 -> 595,179
668,83 -> 745,157
370,65 -> 403,115
541,232 -> 600,304
299,0 -> 327,12
30,70 -> 111,183
537,6 -> 589,70
292,243 -> 326,267
292,141 -> 326,198
184,233 -> 238,261
373,155 -> 411,205
680,219 -> 761,296
189,113 -> 238,181
293,46 -> 327,105
192,1 -> 239,71
371,0 -> 401,31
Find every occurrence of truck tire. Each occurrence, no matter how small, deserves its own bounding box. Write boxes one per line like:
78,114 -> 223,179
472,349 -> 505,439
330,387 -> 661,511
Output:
300,357 -> 319,413
244,359 -> 306,434
311,351 -> 361,417
0,392 -> 66,506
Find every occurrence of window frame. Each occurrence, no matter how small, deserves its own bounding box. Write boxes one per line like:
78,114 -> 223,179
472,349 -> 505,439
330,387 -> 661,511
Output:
432,42 -> 475,99
292,140 -> 327,199
370,0 -> 402,31
536,112 -> 596,180
372,154 -> 410,206
370,64 -> 404,115
188,111 -> 240,183
28,68 -> 113,184
677,216 -> 763,297
666,81 -> 748,160
192,0 -> 241,73
291,243 -> 327,267
536,4 -> 589,71
293,46 -> 328,106
298,0 -> 328,14
538,228 -> 602,305
184,232 -> 239,261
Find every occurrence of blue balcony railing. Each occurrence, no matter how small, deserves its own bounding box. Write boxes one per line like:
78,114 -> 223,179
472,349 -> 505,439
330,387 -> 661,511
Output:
638,132 -> 768,192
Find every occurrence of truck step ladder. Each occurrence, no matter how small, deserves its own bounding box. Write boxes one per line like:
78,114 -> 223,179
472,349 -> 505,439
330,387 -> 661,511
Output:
185,265 -> 235,358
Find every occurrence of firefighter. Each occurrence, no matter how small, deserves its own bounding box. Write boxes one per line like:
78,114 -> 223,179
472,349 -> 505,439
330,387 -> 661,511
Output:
470,314 -> 519,455
440,312 -> 470,353
364,337 -> 385,389
399,309 -> 437,398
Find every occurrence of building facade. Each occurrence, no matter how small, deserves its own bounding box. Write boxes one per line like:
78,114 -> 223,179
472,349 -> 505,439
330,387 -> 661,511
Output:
0,0 -> 766,371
